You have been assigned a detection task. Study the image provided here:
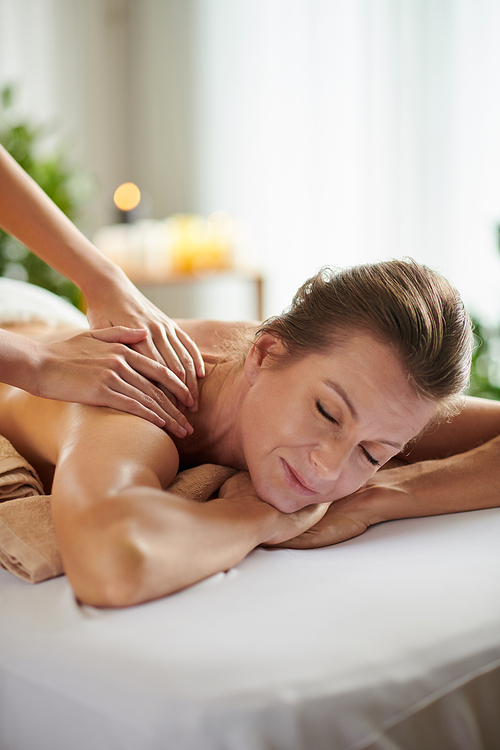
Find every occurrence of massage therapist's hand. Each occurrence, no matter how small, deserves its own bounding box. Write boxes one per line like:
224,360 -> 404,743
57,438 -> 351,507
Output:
85,270 -> 205,412
36,328 -> 195,435
218,471 -> 331,546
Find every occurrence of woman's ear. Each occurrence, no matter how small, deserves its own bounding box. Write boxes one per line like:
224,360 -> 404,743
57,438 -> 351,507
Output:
244,333 -> 281,385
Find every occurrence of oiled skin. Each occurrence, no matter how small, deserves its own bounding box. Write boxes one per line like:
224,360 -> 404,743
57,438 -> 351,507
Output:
1,320 -> 499,606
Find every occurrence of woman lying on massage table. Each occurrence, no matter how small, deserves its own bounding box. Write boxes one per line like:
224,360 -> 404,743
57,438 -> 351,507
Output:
0,259 -> 499,608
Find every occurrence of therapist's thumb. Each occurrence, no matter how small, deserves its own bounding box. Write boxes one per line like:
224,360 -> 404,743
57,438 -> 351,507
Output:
90,326 -> 149,344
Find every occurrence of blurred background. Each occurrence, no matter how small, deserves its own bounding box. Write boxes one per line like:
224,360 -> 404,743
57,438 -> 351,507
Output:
2,0 -> 500,394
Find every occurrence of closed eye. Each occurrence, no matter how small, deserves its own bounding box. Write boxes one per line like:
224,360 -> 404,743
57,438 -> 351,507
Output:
361,446 -> 380,467
316,400 -> 338,424
316,400 -> 380,467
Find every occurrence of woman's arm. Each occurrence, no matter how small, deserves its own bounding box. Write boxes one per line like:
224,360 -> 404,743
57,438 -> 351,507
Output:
50,409 -> 327,606
276,436 -> 500,549
0,145 -> 204,422
403,396 -> 500,461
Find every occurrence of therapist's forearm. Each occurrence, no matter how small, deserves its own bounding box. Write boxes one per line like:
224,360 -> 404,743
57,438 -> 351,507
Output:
0,145 -> 123,302
0,329 -> 43,393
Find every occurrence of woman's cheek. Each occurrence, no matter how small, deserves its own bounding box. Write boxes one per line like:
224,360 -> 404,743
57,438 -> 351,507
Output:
328,464 -> 374,502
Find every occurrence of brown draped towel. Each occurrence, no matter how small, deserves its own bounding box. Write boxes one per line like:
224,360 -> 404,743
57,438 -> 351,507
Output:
0,434 -> 236,584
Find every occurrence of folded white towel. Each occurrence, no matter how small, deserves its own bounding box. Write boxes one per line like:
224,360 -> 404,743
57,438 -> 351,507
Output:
0,278 -> 88,328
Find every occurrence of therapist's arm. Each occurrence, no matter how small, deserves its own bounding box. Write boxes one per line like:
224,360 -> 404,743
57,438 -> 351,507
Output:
0,326 -> 195,434
0,144 -> 204,424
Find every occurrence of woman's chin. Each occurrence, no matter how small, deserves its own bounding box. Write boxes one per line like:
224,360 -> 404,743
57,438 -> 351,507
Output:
258,490 -> 312,514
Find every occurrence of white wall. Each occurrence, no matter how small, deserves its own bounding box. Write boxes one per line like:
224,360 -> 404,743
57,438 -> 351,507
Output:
189,0 -> 500,319
2,0 -> 500,320
0,0 -> 194,232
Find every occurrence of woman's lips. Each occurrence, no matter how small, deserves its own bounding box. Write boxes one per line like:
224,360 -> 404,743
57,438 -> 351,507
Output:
280,458 -> 319,497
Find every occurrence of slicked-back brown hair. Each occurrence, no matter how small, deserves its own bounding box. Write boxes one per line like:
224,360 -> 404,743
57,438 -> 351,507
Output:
256,259 -> 472,413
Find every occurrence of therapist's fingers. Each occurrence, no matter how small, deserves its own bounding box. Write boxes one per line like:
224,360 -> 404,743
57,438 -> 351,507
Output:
40,330 -> 193,435
89,326 -> 149,345
129,322 -> 201,411
154,320 -> 205,409
90,362 -> 194,437
91,328 -> 196,411
173,324 -> 206,380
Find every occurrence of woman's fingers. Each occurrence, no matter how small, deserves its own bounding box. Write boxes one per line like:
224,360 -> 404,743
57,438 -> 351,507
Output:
268,496 -> 371,549
271,511 -> 367,549
263,502 -> 332,546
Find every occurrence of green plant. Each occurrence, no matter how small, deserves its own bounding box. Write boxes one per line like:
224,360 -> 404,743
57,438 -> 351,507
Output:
468,317 -> 500,400
0,84 -> 90,308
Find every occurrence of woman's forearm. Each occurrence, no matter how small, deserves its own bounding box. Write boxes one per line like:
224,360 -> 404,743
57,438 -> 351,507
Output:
361,436 -> 500,522
278,436 -> 500,550
58,485 -> 280,608
405,396 -> 500,461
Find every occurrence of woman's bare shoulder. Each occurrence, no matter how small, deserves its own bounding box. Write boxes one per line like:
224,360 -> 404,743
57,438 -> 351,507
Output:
0,383 -> 180,492
0,382 -> 68,467
175,319 -> 259,357
60,404 -> 180,491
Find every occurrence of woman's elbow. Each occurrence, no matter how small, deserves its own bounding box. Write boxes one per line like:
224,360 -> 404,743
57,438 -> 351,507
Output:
62,516 -> 150,608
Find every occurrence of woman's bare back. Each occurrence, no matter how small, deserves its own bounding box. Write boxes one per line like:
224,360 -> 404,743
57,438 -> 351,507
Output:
0,318 -> 255,489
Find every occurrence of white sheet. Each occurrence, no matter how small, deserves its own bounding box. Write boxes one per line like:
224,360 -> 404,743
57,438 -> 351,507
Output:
0,507 -> 499,749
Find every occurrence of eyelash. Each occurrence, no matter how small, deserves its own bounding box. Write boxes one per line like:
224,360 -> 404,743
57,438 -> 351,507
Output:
315,400 -> 380,467
315,400 -> 337,425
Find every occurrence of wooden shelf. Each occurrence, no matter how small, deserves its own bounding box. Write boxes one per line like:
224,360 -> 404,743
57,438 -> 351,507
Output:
134,270 -> 263,321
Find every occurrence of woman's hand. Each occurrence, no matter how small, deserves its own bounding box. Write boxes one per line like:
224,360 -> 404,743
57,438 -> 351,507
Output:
268,464 -> 421,549
218,471 -> 331,546
267,485 -> 382,549
85,271 -> 205,412
272,459 -> 414,549
271,441 -> 500,549
36,328 -> 195,436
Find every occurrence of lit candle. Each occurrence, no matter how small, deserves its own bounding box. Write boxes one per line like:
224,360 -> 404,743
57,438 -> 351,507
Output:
113,182 -> 141,223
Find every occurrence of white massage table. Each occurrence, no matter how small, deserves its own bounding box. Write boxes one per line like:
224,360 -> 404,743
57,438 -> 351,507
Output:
1,507 -> 499,750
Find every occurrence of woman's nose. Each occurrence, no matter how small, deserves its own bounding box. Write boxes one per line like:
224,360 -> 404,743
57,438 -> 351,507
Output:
310,442 -> 349,481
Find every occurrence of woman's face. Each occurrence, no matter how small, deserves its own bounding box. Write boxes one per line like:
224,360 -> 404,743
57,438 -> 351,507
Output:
240,332 -> 437,513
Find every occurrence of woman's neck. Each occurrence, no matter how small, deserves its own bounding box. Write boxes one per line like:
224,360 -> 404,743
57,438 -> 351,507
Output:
172,357 -> 249,470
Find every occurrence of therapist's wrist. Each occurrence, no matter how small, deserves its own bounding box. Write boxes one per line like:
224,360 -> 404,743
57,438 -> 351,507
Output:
80,258 -> 133,314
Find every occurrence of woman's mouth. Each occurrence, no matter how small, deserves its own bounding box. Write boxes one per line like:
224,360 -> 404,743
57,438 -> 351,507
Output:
280,459 -> 319,497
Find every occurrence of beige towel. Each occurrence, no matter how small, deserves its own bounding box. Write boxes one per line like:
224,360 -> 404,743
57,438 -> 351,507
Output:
0,434 -> 236,584
0,435 -> 44,500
